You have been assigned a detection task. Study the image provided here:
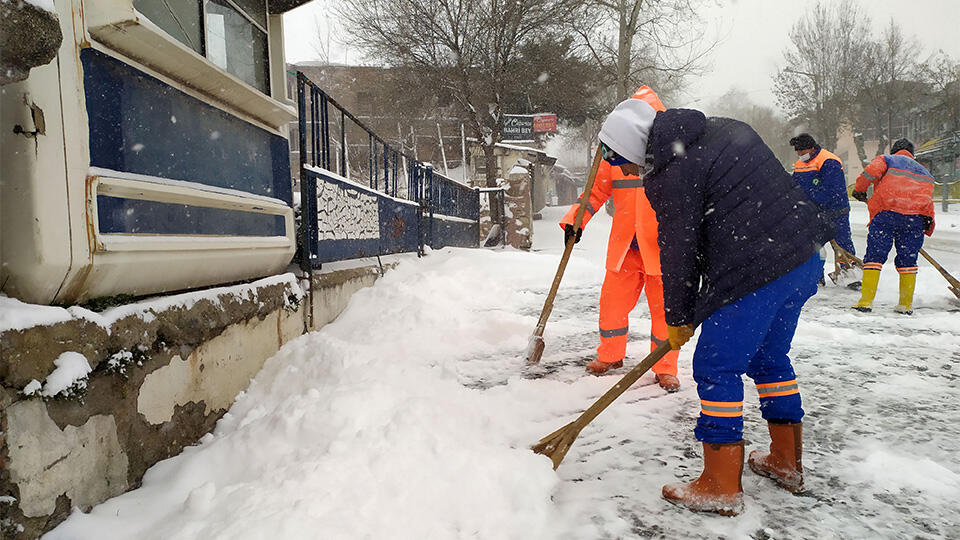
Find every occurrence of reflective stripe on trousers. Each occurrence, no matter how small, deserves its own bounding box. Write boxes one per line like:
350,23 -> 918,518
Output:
597,249 -> 678,374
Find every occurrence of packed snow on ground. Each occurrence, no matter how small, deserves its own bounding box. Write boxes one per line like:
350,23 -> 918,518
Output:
49,204 -> 960,539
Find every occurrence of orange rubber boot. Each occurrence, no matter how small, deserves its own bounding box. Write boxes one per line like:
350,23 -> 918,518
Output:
654,374 -> 680,392
748,422 -> 803,492
586,359 -> 623,375
662,441 -> 744,516
645,275 -> 680,391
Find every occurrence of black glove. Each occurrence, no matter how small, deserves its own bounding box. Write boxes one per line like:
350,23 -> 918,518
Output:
564,224 -> 583,244
921,215 -> 933,231
851,190 -> 868,202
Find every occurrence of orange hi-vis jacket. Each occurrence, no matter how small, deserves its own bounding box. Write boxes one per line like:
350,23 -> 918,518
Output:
854,149 -> 936,236
559,84 -> 666,274
559,160 -> 663,275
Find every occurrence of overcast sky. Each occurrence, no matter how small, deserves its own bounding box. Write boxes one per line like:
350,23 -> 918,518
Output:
283,0 -> 960,112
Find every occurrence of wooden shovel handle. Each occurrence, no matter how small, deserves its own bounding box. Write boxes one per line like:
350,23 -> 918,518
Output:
568,341 -> 674,431
830,240 -> 863,267
920,248 -> 960,290
532,149 -> 603,335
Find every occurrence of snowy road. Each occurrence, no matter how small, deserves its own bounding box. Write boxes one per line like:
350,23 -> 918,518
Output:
50,205 -> 960,539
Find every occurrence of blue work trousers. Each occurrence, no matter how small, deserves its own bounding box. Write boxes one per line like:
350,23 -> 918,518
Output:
692,254 -> 820,443
863,211 -> 924,271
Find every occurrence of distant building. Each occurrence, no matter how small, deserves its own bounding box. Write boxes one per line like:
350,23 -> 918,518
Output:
286,62 -> 464,182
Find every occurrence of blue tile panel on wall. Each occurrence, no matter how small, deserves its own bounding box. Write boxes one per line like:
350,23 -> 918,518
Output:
429,218 -> 478,249
81,48 -> 292,205
378,198 -> 420,256
97,195 -> 286,237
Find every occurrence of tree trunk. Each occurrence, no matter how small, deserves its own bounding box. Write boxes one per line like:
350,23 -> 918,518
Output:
615,2 -> 633,101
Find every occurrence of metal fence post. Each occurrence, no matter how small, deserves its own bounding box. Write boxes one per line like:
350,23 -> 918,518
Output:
310,87 -> 319,168
415,164 -> 424,256
321,92 -> 331,170
427,164 -> 435,249
500,188 -> 507,247
339,110 -> 347,175
474,187 -> 481,247
296,73 -> 310,273
368,135 -> 374,188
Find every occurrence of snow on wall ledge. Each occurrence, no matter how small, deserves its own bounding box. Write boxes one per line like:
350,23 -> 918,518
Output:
0,266 -> 389,538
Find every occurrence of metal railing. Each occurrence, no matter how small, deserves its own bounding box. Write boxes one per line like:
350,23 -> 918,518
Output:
295,71 -> 506,271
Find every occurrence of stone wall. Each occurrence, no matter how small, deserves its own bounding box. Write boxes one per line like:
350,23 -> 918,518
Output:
0,267 -> 384,538
0,2 -> 62,86
503,169 -> 534,250
477,168 -> 535,251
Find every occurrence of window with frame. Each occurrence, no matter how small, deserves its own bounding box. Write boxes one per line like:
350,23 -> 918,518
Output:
134,0 -> 270,95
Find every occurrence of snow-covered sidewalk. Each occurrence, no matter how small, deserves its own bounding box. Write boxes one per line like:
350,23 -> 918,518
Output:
49,206 -> 960,539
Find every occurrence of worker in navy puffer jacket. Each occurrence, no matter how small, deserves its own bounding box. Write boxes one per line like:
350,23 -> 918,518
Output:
596,101 -> 834,516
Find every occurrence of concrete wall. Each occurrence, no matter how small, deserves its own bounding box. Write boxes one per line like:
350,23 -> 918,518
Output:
0,267 -> 383,538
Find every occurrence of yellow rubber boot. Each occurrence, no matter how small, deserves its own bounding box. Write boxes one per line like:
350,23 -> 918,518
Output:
852,268 -> 880,312
894,273 -> 917,315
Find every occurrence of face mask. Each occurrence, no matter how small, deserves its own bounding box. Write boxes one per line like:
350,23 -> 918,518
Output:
799,153 -> 811,162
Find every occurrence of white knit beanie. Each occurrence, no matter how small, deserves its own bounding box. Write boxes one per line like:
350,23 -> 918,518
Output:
598,99 -> 657,165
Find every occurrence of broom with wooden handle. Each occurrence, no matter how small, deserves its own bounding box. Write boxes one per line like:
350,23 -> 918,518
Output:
531,341 -> 673,469
525,148 -> 603,365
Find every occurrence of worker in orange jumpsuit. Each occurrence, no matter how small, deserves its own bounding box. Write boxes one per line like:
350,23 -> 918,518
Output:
559,86 -> 680,392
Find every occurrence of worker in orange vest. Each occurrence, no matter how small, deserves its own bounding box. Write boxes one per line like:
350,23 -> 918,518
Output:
559,86 -> 680,392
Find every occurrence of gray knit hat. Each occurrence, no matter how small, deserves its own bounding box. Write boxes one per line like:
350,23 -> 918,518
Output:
598,99 -> 657,165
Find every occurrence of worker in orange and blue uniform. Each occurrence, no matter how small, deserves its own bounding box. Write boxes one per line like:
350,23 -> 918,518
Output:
851,138 -> 935,315
595,96 -> 832,514
789,134 -> 856,284
558,86 -> 680,392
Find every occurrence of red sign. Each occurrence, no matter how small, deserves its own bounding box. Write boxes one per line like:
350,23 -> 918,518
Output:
533,114 -> 557,133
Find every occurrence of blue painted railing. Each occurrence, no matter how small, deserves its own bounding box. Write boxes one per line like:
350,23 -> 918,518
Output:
296,72 -> 504,271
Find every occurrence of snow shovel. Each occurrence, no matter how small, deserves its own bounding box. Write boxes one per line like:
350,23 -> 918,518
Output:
919,248 -> 960,300
828,240 -> 863,284
531,341 -> 673,469
525,148 -> 603,365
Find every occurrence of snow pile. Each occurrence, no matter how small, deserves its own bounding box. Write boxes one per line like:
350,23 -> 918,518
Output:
48,252 -> 579,540
30,0 -> 56,12
0,294 -> 73,332
3,0 -> 57,13
23,352 -> 91,398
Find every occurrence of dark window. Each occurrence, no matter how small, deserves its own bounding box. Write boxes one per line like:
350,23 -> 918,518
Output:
134,0 -> 270,95
230,0 -> 267,28
134,0 -> 204,55
205,0 -> 269,93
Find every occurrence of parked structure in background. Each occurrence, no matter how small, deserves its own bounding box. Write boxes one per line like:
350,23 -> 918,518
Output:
1,0 -> 313,306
